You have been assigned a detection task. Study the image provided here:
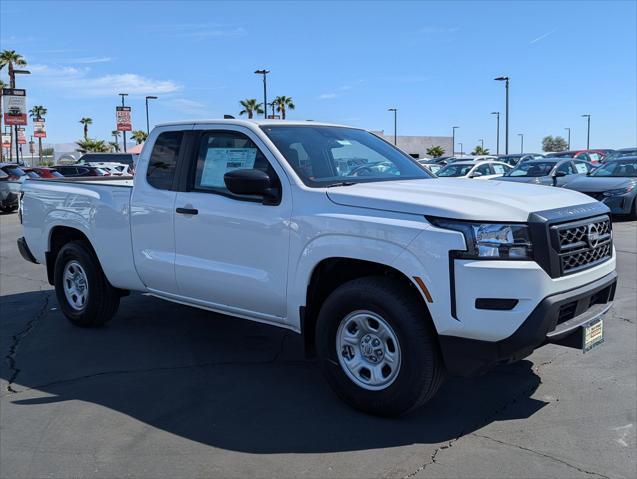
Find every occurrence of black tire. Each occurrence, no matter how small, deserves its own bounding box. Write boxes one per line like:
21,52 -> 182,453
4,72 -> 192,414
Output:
54,241 -> 120,327
315,276 -> 445,417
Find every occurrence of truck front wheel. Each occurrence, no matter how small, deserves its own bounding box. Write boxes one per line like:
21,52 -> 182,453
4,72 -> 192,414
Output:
315,277 -> 445,417
53,241 -> 120,327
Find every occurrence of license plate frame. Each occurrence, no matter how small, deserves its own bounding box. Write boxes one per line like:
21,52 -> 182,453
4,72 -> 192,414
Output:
582,318 -> 604,353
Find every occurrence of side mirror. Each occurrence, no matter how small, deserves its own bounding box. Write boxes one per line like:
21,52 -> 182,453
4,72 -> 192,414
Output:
553,170 -> 567,177
224,169 -> 280,204
471,171 -> 483,178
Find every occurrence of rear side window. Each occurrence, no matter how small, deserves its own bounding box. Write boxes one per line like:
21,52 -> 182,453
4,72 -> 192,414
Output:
147,131 -> 183,190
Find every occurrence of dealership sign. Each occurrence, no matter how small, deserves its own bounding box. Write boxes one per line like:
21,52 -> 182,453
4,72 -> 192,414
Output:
2,88 -> 27,126
18,128 -> 27,145
34,118 -> 46,138
116,106 -> 132,131
1,134 -> 10,149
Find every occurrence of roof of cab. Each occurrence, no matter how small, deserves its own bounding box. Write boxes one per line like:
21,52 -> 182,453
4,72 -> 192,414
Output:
155,118 -> 349,129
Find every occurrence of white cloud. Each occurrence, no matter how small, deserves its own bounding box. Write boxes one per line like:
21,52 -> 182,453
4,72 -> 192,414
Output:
68,56 -> 113,64
183,27 -> 247,39
418,26 -> 459,34
529,29 -> 556,44
318,93 -> 338,100
165,98 -> 209,116
27,64 -> 180,97
144,23 -> 247,39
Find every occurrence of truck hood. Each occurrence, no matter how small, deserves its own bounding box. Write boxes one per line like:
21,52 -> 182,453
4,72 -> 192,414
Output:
326,178 -> 597,222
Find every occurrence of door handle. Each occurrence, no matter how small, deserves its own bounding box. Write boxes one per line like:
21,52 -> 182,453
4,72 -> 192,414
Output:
176,207 -> 198,215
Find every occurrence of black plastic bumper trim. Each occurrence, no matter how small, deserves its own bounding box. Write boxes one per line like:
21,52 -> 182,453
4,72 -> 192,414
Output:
475,298 -> 519,310
17,237 -> 38,264
438,271 -> 617,377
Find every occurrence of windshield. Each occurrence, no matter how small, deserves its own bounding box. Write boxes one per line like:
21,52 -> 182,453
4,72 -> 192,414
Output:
261,126 -> 431,187
506,161 -> 556,177
603,149 -> 637,161
437,164 -> 473,177
2,166 -> 26,177
591,159 -> 637,177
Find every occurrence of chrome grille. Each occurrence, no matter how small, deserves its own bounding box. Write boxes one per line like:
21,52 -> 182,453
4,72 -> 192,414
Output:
552,216 -> 612,275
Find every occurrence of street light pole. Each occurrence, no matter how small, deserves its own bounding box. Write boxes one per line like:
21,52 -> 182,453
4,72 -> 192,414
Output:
565,127 -> 571,150
254,69 -> 270,119
479,139 -> 484,149
452,126 -> 459,156
495,77 -> 509,154
388,108 -> 397,145
518,133 -> 524,153
145,96 -> 158,135
581,114 -> 591,149
458,142 -> 463,156
491,112 -> 500,155
119,93 -> 128,152
12,69 -> 30,164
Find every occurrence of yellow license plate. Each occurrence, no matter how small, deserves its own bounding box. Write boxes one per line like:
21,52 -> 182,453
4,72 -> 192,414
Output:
583,319 -> 604,353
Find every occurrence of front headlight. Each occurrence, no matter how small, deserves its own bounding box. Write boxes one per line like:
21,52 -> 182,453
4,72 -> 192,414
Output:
603,186 -> 634,197
429,218 -> 533,260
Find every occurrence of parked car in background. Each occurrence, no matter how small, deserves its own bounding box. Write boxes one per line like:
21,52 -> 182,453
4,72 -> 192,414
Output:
436,160 -> 512,179
498,153 -> 544,166
446,155 -> 497,163
417,159 -> 443,175
0,163 -> 28,212
546,150 -> 612,163
497,158 -> 594,186
55,165 -> 110,177
562,156 -> 637,218
77,153 -> 137,167
24,167 -> 64,179
601,147 -> 637,162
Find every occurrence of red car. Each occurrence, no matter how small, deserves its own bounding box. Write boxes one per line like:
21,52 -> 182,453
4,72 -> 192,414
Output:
547,149 -> 614,163
24,167 -> 65,179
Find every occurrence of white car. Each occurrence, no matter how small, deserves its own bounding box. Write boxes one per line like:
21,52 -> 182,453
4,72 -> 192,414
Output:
18,119 -> 616,416
436,160 -> 513,179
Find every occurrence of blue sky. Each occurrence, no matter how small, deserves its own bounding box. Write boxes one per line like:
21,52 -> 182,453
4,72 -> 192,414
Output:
1,0 -> 635,152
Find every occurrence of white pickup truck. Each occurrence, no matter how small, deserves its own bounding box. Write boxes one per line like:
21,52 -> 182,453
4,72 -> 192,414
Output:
18,120 -> 617,416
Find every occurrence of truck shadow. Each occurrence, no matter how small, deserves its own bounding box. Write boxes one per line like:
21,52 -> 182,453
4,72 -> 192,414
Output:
1,290 -> 547,454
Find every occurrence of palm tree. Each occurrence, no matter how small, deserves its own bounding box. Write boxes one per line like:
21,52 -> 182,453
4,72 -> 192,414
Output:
471,145 -> 490,155
79,117 -> 92,140
130,130 -> 148,144
111,130 -> 121,151
239,99 -> 264,119
0,80 -> 5,160
108,141 -> 120,153
0,50 -> 27,88
75,138 -> 109,153
272,96 -> 295,120
426,146 -> 445,158
29,105 -> 47,164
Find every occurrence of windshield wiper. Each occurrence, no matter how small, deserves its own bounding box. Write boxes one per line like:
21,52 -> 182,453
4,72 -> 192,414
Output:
325,181 -> 357,188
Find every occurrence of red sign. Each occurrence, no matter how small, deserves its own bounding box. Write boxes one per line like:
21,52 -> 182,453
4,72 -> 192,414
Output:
18,128 -> 26,145
116,106 -> 132,131
1,134 -> 10,149
2,88 -> 27,126
34,118 -> 46,138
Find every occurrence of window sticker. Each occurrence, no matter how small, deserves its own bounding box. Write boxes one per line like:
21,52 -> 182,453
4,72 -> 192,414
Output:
200,148 -> 257,187
575,163 -> 589,174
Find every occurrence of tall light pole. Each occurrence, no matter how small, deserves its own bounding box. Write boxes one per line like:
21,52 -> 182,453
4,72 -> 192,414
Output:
388,108 -> 397,145
145,95 -> 158,134
494,76 -> 509,154
581,114 -> 591,149
565,127 -> 571,150
491,111 -> 500,155
458,142 -> 463,156
479,139 -> 484,149
13,69 -> 30,164
452,126 -> 459,156
254,69 -> 270,119
518,133 -> 524,153
119,93 -> 128,152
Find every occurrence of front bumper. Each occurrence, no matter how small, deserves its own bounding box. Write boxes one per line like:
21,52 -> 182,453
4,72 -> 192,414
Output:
601,195 -> 635,215
438,271 -> 617,377
1,191 -> 18,209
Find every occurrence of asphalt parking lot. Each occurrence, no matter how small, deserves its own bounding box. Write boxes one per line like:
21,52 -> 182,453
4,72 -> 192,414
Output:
0,212 -> 635,479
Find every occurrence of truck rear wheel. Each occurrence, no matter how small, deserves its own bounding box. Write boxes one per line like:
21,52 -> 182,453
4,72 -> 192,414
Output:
315,276 -> 445,417
53,241 -> 120,327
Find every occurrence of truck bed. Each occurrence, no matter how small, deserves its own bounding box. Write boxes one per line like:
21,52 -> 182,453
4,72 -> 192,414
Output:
21,177 -> 144,291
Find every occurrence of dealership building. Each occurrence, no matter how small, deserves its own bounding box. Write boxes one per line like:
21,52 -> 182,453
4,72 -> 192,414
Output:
372,131 -> 453,159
